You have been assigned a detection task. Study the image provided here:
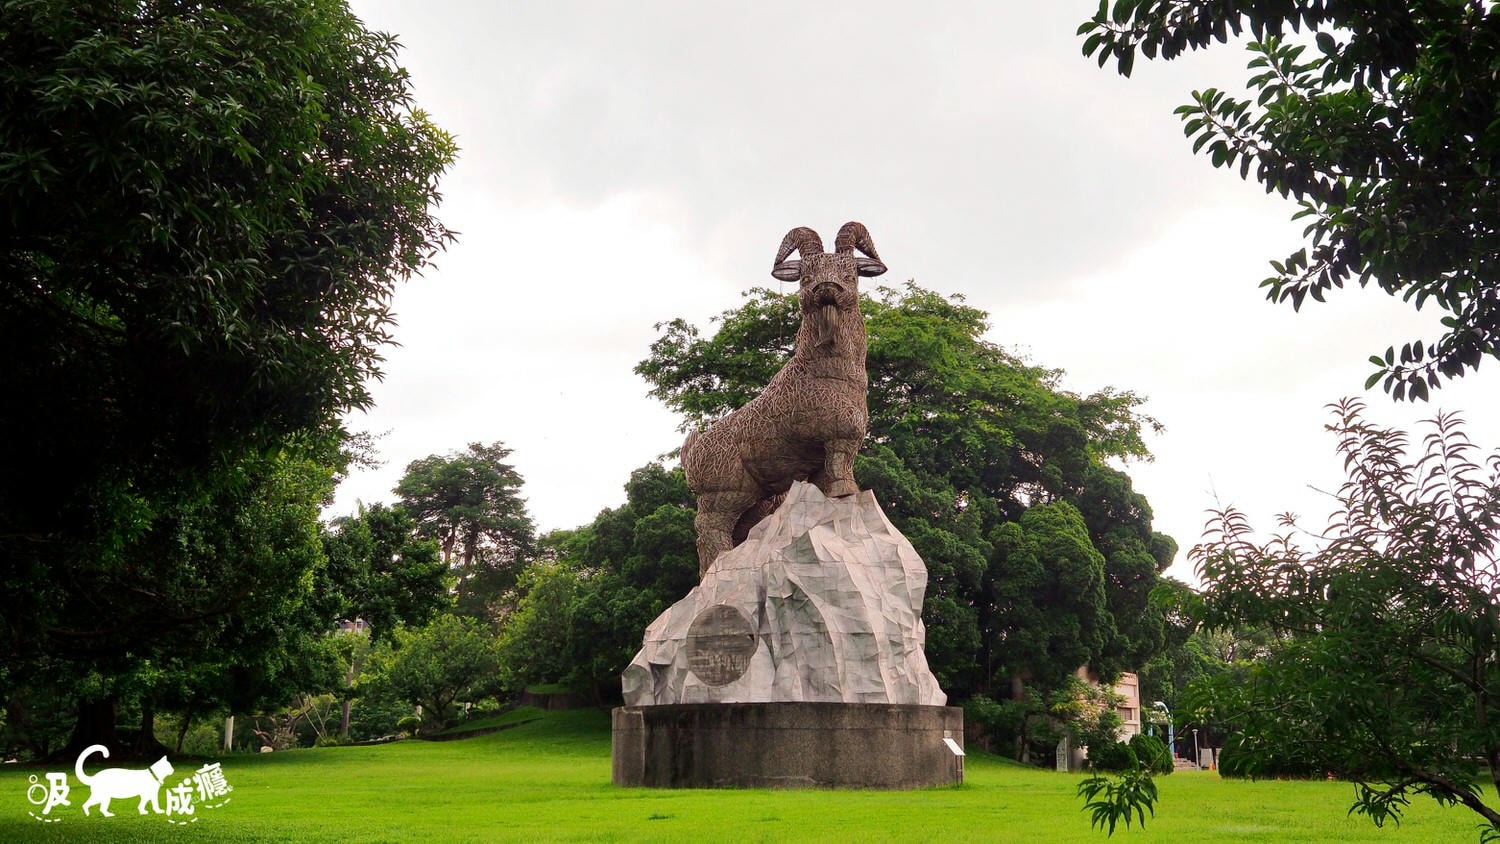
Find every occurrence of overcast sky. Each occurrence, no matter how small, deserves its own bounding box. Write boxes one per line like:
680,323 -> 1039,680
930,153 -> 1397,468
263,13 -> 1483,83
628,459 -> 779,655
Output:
333,1 -> 1498,584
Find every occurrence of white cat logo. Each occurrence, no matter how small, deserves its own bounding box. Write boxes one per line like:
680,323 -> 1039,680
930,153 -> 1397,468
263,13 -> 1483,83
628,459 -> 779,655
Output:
74,744 -> 173,817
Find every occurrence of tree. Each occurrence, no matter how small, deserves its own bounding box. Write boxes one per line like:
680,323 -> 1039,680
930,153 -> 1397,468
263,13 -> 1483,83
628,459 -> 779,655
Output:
495,560 -> 584,692
0,0 -> 454,746
1184,399 -> 1500,832
1081,2 -> 1500,399
985,502 -> 1115,697
502,462 -> 699,703
32,449 -> 350,760
638,284 -> 1175,714
320,503 -> 450,640
320,503 -> 449,737
372,614 -> 501,732
1137,600 -> 1280,764
395,442 -> 537,619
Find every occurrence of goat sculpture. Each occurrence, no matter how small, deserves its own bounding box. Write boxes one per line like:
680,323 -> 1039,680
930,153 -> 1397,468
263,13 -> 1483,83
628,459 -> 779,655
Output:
682,222 -> 887,576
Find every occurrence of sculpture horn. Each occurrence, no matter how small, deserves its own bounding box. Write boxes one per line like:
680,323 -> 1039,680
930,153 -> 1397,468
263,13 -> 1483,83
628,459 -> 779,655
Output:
834,221 -> 879,260
774,227 -> 824,266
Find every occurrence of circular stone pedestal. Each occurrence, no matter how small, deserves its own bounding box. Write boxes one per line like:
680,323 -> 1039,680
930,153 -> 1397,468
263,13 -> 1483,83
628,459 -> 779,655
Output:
611,702 -> 964,789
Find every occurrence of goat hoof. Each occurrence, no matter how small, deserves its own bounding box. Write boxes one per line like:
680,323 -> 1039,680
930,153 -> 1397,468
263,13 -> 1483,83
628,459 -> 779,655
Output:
826,480 -> 858,498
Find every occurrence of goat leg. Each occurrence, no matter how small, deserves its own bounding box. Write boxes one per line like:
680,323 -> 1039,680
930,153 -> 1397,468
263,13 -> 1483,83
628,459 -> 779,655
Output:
817,440 -> 861,498
693,491 -> 760,577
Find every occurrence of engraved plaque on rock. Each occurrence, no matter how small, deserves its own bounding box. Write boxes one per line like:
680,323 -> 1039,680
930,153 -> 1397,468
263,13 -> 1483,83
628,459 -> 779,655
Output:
686,604 -> 757,686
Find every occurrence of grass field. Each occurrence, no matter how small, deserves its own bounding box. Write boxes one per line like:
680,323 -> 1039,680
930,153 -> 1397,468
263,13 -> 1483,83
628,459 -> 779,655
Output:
0,707 -> 1484,842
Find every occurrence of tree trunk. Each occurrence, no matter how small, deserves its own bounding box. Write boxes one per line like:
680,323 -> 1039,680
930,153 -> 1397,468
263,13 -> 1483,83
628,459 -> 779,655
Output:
1010,675 -> 1027,762
55,696 -> 121,763
175,705 -> 194,755
130,699 -> 170,759
340,698 -> 352,739
6,698 -> 46,759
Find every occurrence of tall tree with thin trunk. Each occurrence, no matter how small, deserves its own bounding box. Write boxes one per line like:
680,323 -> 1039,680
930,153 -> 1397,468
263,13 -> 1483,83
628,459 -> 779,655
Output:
395,443 -> 536,620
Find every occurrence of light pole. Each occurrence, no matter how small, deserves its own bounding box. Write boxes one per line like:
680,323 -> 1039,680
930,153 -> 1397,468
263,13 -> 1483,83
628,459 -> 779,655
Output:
1152,700 -> 1174,760
1192,728 -> 1200,768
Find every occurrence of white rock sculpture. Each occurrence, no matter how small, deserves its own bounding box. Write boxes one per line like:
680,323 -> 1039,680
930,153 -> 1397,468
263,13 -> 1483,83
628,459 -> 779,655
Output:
621,481 -> 947,707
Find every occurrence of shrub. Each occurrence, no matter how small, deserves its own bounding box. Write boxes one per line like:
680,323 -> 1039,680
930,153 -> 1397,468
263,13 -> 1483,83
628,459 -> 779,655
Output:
1217,734 -> 1253,778
1130,733 -> 1172,775
347,687 -> 417,741
153,714 -> 226,757
1089,740 -> 1138,772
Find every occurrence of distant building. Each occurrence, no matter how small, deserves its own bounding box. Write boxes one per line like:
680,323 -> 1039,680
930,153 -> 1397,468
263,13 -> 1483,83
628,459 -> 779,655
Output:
1073,667 -> 1142,739
1111,671 -> 1142,739
335,618 -> 369,634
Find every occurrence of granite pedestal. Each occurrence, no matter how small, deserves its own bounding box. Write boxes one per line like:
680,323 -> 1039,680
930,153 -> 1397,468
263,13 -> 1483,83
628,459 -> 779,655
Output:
611,702 -> 964,788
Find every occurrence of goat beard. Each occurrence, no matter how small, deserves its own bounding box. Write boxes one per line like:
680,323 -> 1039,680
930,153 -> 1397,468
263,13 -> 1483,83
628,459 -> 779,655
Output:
809,304 -> 840,347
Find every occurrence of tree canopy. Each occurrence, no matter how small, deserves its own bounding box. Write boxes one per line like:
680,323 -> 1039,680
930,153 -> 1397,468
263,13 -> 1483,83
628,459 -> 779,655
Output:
34,449 -> 350,759
1081,1 -> 1500,400
1,0 -> 453,653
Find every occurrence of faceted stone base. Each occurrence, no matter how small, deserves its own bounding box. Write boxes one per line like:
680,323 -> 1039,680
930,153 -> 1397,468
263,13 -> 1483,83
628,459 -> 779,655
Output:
611,702 -> 964,789
622,483 -> 946,708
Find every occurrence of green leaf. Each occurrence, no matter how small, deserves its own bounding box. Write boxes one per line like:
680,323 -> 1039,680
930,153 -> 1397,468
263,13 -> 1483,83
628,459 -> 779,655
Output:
1210,141 -> 1228,168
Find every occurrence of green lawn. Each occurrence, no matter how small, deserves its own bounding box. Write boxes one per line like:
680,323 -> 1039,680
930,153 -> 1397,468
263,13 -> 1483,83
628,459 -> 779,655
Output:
0,708 -> 1483,842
